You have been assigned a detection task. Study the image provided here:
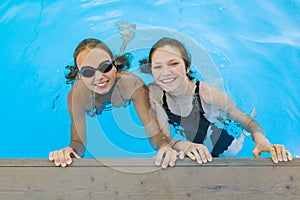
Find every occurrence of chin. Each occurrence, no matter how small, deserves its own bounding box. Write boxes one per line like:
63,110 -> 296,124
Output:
160,84 -> 174,93
92,80 -> 113,94
95,87 -> 111,95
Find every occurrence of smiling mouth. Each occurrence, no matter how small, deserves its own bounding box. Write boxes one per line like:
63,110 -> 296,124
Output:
161,78 -> 176,83
95,80 -> 109,87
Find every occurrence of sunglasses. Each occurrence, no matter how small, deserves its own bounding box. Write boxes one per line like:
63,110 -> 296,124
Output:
79,61 -> 115,78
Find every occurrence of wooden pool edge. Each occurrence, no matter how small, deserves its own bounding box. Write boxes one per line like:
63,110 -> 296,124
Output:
0,158 -> 299,200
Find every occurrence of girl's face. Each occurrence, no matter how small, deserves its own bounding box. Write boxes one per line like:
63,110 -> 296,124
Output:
76,48 -> 117,95
151,45 -> 190,94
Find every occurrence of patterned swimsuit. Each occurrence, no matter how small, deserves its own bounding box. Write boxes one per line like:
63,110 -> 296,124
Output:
86,83 -> 131,117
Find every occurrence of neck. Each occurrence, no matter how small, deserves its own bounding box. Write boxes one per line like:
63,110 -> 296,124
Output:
168,80 -> 195,97
94,81 -> 116,100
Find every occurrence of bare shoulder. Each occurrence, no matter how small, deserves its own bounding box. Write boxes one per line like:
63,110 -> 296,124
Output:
70,79 -> 89,97
118,71 -> 144,87
199,81 -> 234,108
199,81 -> 223,104
68,79 -> 93,111
148,82 -> 164,105
116,71 -> 145,98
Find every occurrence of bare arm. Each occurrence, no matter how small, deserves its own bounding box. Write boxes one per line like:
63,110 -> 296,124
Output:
121,75 -> 177,168
200,82 -> 292,162
148,83 -> 172,136
49,80 -> 91,167
199,82 -> 265,137
68,81 -> 89,157
131,81 -> 171,148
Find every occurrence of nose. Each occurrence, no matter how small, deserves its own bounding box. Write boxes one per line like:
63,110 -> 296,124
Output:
162,66 -> 172,75
94,70 -> 104,80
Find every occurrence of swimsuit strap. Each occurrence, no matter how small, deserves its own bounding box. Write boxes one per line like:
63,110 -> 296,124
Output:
116,83 -> 125,100
163,81 -> 200,109
195,81 -> 200,94
86,91 -> 99,117
194,81 -> 202,108
116,83 -> 131,106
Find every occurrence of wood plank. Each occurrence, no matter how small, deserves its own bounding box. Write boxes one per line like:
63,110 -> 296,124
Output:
0,158 -> 299,200
1,158 -> 300,167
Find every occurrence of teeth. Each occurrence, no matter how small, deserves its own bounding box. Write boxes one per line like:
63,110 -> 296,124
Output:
96,81 -> 108,87
161,78 -> 175,83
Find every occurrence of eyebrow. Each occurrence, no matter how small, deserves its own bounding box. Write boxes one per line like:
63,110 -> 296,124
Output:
152,59 -> 180,64
82,59 -> 111,67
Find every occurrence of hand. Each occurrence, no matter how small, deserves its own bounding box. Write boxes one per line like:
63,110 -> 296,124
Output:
252,143 -> 292,163
155,145 -> 178,169
49,147 -> 80,167
176,141 -> 212,164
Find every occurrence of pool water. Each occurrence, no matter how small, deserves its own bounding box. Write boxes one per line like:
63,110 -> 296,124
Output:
1,0 -> 299,158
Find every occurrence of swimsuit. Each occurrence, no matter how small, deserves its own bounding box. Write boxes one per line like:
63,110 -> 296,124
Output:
162,81 -> 234,157
86,83 -> 131,117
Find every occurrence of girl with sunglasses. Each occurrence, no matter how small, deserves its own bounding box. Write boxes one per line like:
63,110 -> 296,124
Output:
49,38 -> 177,168
144,37 -> 292,164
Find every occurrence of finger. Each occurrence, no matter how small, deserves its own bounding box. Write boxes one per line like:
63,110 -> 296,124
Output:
71,150 -> 80,158
207,153 -> 213,162
169,150 -> 177,167
155,148 -> 166,166
49,152 -> 54,161
252,146 -> 261,158
52,151 -> 60,166
201,145 -> 212,162
269,147 -> 278,164
162,150 -> 172,169
178,151 -> 185,160
186,152 -> 196,160
65,150 -> 73,165
274,145 -> 283,162
280,146 -> 288,162
192,149 -> 202,164
57,150 -> 67,167
198,147 -> 207,163
286,150 -> 293,161
204,148 -> 213,162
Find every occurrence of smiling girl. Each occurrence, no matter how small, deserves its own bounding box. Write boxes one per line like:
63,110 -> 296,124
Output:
49,38 -> 177,168
146,37 -> 292,164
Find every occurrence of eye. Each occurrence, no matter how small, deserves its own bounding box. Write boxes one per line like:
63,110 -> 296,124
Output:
170,62 -> 179,67
152,65 -> 162,69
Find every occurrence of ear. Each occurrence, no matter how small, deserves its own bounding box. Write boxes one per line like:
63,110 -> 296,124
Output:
186,66 -> 190,74
77,73 -> 82,79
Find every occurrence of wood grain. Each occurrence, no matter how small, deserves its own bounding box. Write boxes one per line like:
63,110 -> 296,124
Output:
0,158 -> 299,200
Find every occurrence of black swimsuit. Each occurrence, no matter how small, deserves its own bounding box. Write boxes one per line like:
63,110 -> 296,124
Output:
162,81 -> 234,157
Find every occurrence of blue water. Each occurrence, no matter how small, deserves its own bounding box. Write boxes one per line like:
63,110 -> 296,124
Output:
1,0 -> 300,158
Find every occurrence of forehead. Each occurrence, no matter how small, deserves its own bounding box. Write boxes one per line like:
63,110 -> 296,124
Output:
76,48 -> 111,67
151,45 -> 182,62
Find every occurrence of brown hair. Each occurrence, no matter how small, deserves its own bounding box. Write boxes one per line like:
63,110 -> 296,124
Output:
143,37 -> 195,80
65,38 -> 131,84
149,37 -> 191,69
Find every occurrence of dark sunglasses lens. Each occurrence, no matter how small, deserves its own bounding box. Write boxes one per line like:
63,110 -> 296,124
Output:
81,68 -> 95,77
99,63 -> 113,73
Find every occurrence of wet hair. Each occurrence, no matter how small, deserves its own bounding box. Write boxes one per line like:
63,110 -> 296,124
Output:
140,37 -> 195,80
65,38 -> 131,84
